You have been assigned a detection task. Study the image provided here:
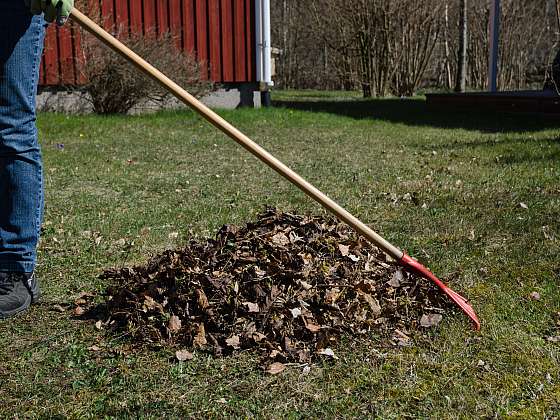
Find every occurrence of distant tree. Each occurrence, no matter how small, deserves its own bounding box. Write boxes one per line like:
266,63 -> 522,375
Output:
271,0 -> 340,90
311,0 -> 441,97
544,0 -> 560,91
455,0 -> 468,92
556,0 -> 560,30
271,0 -> 559,93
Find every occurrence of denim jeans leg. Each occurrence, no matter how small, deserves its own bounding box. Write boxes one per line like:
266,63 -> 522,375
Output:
0,4 -> 46,273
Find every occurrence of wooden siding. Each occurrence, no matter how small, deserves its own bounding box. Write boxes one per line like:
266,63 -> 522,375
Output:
39,0 -> 256,85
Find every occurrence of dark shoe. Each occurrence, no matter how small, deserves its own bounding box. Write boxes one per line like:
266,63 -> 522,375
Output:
0,272 -> 40,319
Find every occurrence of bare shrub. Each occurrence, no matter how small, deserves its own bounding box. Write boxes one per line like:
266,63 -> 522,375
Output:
274,0 -> 560,94
388,0 -> 442,96
76,26 -> 212,114
311,0 -> 441,97
439,0 -> 557,92
271,1 -> 346,90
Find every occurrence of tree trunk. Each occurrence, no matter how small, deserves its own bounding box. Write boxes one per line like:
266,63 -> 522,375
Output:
556,0 -> 560,32
443,3 -> 452,89
455,0 -> 468,92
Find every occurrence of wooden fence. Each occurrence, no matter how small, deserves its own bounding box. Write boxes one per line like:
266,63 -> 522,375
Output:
39,0 -> 256,86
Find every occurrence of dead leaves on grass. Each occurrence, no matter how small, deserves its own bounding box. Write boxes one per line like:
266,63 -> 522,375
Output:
98,208 -> 452,366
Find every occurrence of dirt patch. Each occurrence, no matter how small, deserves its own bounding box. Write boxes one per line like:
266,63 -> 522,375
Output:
96,208 -> 453,365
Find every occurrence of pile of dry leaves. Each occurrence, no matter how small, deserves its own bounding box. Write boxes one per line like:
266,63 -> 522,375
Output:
97,208 -> 453,366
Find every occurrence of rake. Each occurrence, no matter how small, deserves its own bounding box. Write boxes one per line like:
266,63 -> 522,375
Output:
69,8 -> 480,330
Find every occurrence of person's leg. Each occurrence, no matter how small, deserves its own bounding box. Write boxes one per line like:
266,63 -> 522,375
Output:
0,2 -> 46,317
0,3 -> 46,273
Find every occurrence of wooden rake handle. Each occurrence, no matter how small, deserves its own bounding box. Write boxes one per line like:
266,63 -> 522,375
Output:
69,8 -> 480,330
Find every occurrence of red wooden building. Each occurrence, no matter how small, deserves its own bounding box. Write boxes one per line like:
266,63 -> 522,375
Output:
39,0 -> 272,107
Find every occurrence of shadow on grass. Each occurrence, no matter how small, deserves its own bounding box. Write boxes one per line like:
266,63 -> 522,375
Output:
273,98 -> 560,134
497,139 -> 560,164
422,133 -> 560,162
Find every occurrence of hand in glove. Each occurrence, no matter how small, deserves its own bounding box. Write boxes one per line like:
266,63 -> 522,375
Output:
30,0 -> 74,26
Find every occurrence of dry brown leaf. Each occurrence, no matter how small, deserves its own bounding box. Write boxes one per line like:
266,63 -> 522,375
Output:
168,315 -> 182,332
196,289 -> 209,309
114,238 -> 127,247
360,292 -> 382,316
299,253 -> 313,265
266,362 -> 286,375
269,349 -> 281,359
338,244 -> 350,256
73,306 -> 85,316
193,323 -> 207,347
142,296 -> 160,311
243,302 -> 260,313
394,329 -> 412,346
74,291 -> 94,306
388,269 -> 403,287
420,313 -> 443,328
272,232 -> 290,246
226,335 -> 241,349
289,231 -> 303,243
318,348 -> 338,359
76,291 -> 94,300
176,349 -> 194,361
290,307 -> 302,318
52,304 -> 66,313
305,322 -> 321,333
299,280 -> 312,290
324,288 -> 341,304
529,291 -> 541,301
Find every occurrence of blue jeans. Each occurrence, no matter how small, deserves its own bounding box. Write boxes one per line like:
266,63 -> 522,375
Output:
0,2 -> 46,273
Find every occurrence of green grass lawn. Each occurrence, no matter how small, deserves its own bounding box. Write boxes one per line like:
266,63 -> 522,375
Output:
1,92 -> 559,418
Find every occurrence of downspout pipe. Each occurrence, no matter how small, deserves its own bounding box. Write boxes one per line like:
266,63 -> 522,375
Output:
255,0 -> 273,107
262,0 -> 273,87
255,0 -> 263,85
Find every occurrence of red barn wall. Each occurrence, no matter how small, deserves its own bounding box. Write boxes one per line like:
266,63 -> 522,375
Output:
39,0 -> 256,86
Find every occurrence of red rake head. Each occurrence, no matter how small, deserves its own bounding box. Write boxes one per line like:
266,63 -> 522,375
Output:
399,253 -> 481,331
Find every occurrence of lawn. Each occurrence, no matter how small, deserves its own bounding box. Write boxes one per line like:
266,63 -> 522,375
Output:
1,92 -> 559,418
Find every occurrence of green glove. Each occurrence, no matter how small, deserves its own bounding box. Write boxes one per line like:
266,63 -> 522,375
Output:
30,0 -> 74,26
